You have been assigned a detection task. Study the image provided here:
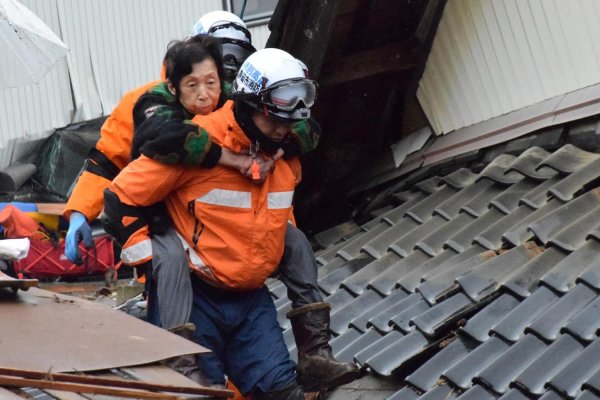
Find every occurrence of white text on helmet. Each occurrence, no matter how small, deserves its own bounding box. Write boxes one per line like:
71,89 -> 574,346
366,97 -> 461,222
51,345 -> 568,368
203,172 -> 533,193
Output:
239,62 -> 263,94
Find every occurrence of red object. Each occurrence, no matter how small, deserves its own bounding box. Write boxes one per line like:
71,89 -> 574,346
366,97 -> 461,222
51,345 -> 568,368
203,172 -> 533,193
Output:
14,235 -> 116,279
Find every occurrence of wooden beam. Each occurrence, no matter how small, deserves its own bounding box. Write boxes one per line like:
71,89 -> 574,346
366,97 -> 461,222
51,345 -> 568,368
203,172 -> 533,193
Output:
0,367 -> 233,398
0,376 -> 181,400
319,42 -> 417,87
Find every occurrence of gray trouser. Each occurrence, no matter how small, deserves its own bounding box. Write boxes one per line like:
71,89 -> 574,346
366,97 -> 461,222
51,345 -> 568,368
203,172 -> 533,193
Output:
278,223 -> 323,308
150,228 -> 192,329
149,223 -> 322,328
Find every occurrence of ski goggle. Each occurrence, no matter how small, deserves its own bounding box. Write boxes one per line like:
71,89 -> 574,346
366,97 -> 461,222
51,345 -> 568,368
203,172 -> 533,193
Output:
218,38 -> 256,74
259,78 -> 318,112
207,22 -> 252,43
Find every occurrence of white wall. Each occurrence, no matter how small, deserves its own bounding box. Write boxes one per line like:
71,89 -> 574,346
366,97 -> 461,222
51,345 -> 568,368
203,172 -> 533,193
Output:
0,0 -> 269,170
418,0 -> 600,136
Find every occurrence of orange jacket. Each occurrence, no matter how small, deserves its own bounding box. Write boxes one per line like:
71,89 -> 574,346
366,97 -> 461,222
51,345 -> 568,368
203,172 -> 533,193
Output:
64,80 -> 161,221
110,102 -> 301,291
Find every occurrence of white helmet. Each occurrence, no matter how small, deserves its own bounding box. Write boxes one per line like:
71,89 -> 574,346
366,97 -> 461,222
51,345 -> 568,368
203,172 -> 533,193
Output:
233,48 -> 317,121
193,11 -> 256,80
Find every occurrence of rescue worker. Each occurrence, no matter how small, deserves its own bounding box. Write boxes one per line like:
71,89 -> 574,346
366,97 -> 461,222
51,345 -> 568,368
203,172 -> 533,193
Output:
66,10 -> 359,391
103,43 -> 317,400
141,12 -> 361,392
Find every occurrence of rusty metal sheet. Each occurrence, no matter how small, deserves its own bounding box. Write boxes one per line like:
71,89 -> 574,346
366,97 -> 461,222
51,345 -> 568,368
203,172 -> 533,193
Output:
0,287 -> 208,372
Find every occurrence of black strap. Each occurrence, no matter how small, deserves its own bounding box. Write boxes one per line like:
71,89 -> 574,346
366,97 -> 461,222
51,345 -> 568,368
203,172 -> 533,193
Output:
85,148 -> 121,180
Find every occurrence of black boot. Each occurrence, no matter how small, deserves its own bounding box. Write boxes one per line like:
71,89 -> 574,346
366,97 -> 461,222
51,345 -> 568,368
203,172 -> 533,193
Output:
165,323 -> 223,388
287,302 -> 361,391
253,381 -> 304,400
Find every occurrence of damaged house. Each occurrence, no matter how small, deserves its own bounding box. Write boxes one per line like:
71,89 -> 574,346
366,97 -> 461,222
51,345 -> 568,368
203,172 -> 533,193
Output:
4,0 -> 600,399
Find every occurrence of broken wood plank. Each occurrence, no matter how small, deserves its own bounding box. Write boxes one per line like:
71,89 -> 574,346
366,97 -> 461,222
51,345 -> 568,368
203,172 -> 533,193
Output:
0,367 -> 233,398
0,270 -> 38,290
0,375 -> 182,400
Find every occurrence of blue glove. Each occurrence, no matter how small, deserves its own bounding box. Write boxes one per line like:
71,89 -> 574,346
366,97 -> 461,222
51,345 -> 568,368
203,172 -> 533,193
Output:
65,211 -> 93,264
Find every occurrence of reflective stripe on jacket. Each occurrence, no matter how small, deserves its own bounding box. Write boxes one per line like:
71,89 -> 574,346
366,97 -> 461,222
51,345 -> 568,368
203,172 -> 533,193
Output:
110,101 -> 301,290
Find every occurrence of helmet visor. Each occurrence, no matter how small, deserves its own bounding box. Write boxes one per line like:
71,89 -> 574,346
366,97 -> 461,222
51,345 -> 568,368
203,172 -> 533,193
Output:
219,39 -> 256,73
208,22 -> 251,43
261,79 -> 317,112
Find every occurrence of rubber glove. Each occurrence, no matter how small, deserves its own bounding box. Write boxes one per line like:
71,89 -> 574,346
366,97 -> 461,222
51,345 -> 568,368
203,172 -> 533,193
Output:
65,211 -> 93,264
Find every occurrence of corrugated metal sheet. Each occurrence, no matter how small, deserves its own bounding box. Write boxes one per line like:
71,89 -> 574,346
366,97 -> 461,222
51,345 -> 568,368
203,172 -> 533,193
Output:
417,0 -> 600,136
0,0 -> 268,171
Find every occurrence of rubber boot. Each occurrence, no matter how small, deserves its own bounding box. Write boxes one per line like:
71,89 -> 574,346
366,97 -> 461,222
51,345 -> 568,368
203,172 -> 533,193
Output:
253,381 -> 304,400
165,323 -> 224,388
287,302 -> 361,391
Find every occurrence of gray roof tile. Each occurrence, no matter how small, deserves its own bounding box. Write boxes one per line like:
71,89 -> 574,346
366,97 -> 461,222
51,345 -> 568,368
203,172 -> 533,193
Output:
416,213 -> 476,257
505,146 -> 555,180
502,198 -> 563,247
434,179 -> 495,220
411,293 -> 476,338
397,248 -> 459,293
405,336 -> 477,392
389,298 -> 431,333
339,252 -> 402,296
529,188 -> 600,245
473,334 -> 547,394
417,251 -> 496,305
350,288 -> 409,333
354,329 -> 405,367
562,293 -> 600,342
576,390 -> 600,400
446,209 -> 505,253
497,388 -> 530,400
368,293 -> 423,334
536,144 -> 599,174
442,168 -> 479,189
490,179 -> 541,214
512,333 -> 585,396
313,221 -> 361,249
362,218 -> 420,259
526,284 -> 597,343
547,337 -> 600,398
540,241 -> 600,293
390,215 -> 448,257
456,243 -> 543,302
548,157 -> 600,202
477,154 -> 521,184
387,387 -> 421,400
330,289 -> 385,335
491,286 -> 560,343
501,247 -> 567,299
455,384 -> 497,400
369,250 -> 432,296
519,175 -> 561,209
337,222 -> 391,261
459,293 -> 521,343
318,256 -> 375,296
382,192 -> 428,225
365,330 -> 430,376
442,336 -> 510,390
548,208 -> 600,252
330,326 -> 362,357
407,185 -> 459,224
416,384 -> 457,400
334,327 -> 383,364
474,206 -> 534,250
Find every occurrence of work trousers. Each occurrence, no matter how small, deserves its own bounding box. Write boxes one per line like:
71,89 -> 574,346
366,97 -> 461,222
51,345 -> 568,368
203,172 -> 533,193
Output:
189,276 -> 297,395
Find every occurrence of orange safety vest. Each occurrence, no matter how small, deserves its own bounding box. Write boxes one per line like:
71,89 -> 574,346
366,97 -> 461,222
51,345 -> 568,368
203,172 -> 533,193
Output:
64,80 -> 161,222
110,101 -> 301,291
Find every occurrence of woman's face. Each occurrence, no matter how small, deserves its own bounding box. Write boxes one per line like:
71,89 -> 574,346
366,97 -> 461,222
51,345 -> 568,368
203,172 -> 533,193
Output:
173,58 -> 221,115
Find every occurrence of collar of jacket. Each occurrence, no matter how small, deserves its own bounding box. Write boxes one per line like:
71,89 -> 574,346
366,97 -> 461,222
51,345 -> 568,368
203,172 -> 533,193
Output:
233,100 -> 281,154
